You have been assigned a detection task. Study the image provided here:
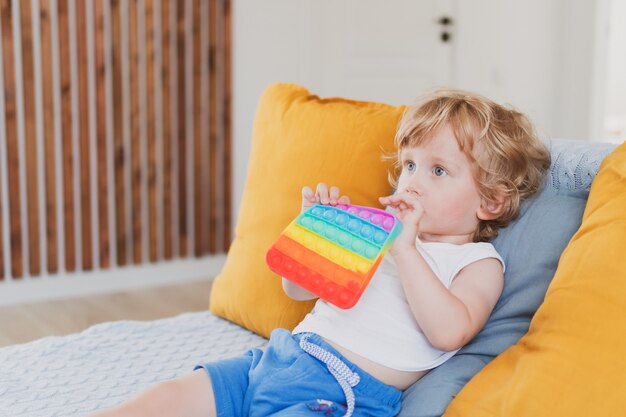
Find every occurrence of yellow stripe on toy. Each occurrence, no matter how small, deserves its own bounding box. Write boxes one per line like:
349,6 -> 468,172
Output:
267,204 -> 401,309
284,225 -> 372,274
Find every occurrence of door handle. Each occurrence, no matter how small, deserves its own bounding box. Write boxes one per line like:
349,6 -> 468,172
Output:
438,16 -> 453,43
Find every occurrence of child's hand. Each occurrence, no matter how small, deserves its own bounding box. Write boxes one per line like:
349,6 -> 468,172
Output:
379,191 -> 424,254
301,183 -> 350,213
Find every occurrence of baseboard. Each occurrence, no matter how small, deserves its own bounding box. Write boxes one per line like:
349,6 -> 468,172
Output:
0,255 -> 226,306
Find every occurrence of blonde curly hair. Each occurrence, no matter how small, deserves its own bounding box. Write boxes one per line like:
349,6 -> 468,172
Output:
390,89 -> 551,242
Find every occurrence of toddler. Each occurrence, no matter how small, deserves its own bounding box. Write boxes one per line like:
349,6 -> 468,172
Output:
91,89 -> 551,417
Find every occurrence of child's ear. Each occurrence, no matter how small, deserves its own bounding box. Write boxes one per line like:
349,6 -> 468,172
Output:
477,193 -> 506,220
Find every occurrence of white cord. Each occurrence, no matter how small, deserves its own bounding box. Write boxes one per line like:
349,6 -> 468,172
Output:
299,333 -> 361,417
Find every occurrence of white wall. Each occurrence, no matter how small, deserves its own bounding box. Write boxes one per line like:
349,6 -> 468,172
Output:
554,0 -> 609,141
232,1 -> 305,224
604,0 -> 626,141
232,0 -> 607,221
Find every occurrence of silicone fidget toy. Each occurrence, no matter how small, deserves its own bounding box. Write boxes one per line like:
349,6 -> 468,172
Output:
266,203 -> 401,309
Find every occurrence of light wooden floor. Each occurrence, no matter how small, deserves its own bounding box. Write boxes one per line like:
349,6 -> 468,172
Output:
0,280 -> 212,348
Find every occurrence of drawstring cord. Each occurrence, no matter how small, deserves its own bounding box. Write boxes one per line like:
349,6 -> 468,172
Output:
298,333 -> 360,417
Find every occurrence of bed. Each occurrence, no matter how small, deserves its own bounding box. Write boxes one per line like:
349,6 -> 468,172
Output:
0,136 -> 620,417
1,83 -> 624,417
0,312 -> 267,417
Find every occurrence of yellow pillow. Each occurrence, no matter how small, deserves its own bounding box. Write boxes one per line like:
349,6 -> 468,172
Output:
444,140 -> 626,416
210,83 -> 405,338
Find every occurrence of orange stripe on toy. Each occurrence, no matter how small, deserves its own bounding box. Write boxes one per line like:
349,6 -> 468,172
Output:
272,234 -> 368,287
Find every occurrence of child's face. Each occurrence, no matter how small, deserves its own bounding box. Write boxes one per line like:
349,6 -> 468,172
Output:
396,124 -> 485,243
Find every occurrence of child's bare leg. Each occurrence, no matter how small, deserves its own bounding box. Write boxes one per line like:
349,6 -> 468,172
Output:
89,370 -> 216,417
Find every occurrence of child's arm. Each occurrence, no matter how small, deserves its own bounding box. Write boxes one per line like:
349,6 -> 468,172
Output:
88,370 -> 217,417
379,191 -> 503,352
282,183 -> 351,301
394,249 -> 503,352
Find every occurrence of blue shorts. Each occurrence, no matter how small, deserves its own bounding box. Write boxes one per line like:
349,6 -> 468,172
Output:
195,329 -> 401,417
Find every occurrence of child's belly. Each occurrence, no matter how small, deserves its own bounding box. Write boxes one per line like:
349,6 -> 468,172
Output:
324,337 -> 428,391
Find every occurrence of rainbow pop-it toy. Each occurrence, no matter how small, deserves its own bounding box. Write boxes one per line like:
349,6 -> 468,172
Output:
266,203 -> 401,309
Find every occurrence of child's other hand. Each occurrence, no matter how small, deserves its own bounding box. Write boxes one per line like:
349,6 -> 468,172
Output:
379,191 -> 424,224
379,191 -> 423,253
301,183 -> 350,213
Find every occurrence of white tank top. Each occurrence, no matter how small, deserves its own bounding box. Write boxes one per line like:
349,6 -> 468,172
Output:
293,240 -> 504,371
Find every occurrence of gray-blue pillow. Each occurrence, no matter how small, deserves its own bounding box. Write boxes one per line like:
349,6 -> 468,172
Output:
399,139 -> 616,417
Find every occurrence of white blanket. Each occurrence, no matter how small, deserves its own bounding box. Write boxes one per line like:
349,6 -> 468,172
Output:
0,312 -> 267,417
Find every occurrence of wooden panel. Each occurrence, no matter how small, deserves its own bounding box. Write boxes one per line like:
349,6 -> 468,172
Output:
128,0 -> 141,264
145,0 -> 157,262
93,0 -> 110,268
209,0 -> 232,253
176,0 -> 188,257
222,0 -> 232,251
20,0 -> 41,275
74,0 -> 93,271
161,0 -> 172,260
39,0 -> 58,274
0,0 -> 231,280
192,0 -> 203,256
176,0 -> 187,257
198,0 -> 207,256
110,0 -> 126,266
208,0 -> 218,254
58,0 -> 76,272
1,0 -> 23,278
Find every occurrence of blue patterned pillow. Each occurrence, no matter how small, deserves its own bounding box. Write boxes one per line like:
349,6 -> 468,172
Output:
399,139 -> 617,417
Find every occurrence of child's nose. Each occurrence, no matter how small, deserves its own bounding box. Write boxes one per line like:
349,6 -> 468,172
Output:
406,182 -> 421,196
406,173 -> 423,195
406,187 -> 421,196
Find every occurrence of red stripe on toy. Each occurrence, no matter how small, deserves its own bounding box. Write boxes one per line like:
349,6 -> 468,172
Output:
267,235 -> 380,308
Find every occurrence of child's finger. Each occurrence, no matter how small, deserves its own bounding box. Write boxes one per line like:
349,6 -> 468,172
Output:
302,186 -> 316,203
338,195 -> 350,205
379,195 -> 392,205
379,196 -> 401,209
380,194 -> 405,206
316,183 -> 329,204
388,191 -> 419,207
329,186 -> 340,205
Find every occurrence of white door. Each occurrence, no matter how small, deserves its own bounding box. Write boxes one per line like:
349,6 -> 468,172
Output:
297,0 -> 455,105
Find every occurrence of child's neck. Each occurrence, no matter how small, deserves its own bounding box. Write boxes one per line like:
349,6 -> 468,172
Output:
418,233 -> 474,245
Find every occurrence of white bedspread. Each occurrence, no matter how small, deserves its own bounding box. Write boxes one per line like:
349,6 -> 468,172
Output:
0,312 -> 267,417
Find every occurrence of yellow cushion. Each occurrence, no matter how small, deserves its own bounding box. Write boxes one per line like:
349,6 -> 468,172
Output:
209,83 -> 405,338
444,140 -> 626,416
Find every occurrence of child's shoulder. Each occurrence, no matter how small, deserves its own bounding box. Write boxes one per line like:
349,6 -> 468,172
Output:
421,240 -> 504,272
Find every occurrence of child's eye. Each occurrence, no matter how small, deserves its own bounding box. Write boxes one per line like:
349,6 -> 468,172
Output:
405,161 -> 416,172
433,166 -> 447,177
